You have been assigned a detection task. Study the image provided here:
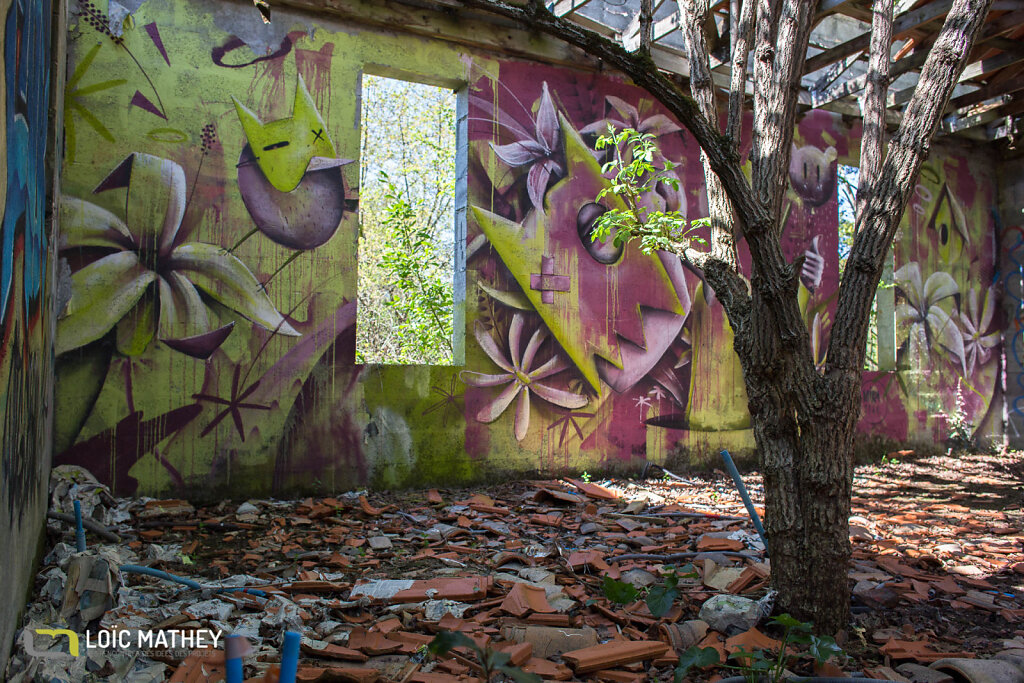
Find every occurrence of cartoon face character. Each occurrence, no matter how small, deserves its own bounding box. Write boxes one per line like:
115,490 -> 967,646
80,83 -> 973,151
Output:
233,75 -> 338,193
472,114 -> 689,395
789,143 -> 837,207
233,74 -> 353,251
926,183 -> 969,266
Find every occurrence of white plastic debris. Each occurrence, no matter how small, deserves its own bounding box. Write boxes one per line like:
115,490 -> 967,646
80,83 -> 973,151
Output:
698,594 -> 764,634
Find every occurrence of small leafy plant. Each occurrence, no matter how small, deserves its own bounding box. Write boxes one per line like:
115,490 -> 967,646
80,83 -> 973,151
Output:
601,565 -> 695,618
945,380 -> 973,452
590,125 -> 707,257
581,471 -> 592,483
429,631 -> 541,683
674,614 -> 843,683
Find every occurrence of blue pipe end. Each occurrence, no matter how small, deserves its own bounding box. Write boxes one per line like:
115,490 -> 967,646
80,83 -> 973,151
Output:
225,635 -> 245,683
720,450 -> 769,555
278,630 -> 301,683
72,500 -> 86,552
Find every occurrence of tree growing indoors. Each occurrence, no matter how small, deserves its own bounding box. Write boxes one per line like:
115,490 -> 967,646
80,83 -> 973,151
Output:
450,0 -> 997,633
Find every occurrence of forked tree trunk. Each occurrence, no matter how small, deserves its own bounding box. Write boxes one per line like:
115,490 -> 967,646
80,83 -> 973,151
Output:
459,0 -> 995,635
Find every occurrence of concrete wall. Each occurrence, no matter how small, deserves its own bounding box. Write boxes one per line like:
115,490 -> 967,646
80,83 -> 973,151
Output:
52,0 -> 1005,500
997,153 -> 1024,448
0,0 -> 59,667
856,138 -> 1004,450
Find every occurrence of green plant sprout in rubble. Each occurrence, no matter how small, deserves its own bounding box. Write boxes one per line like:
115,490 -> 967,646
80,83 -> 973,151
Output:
675,614 -> 843,683
429,631 -> 541,683
580,471 -> 592,483
601,565 -> 696,618
590,125 -> 708,257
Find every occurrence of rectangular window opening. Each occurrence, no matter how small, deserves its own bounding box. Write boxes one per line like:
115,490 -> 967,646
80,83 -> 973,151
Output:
838,164 -> 895,371
356,73 -> 464,365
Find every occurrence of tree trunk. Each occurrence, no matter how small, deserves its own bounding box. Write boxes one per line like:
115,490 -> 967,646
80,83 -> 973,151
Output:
456,0 -> 996,636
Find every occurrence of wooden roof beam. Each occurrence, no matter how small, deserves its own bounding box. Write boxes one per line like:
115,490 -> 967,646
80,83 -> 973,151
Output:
890,47 -> 1024,106
805,0 -> 954,75
939,93 -> 1024,135
950,68 -> 1024,111
811,9 -> 1024,108
550,0 -> 595,17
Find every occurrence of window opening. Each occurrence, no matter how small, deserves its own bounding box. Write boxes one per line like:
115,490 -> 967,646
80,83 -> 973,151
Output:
356,74 -> 461,365
838,164 -> 895,371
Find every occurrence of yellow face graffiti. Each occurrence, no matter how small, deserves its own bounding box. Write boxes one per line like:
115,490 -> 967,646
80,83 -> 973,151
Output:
232,75 -> 337,193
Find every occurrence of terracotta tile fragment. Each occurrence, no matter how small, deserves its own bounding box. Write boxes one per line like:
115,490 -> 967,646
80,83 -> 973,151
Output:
500,582 -> 555,617
301,640 -> 370,662
561,640 -> 669,673
879,638 -> 975,663
568,479 -> 618,500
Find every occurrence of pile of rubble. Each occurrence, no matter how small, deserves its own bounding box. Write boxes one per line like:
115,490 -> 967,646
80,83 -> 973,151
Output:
5,455 -> 1023,682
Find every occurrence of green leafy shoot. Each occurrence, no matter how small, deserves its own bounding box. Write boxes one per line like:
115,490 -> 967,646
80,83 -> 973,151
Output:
674,646 -> 720,683
674,614 -> 845,682
590,125 -> 707,258
429,631 -> 542,683
645,568 -> 681,617
602,576 -> 640,605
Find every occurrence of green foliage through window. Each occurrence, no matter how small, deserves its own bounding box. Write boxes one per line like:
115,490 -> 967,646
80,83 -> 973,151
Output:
357,75 -> 457,364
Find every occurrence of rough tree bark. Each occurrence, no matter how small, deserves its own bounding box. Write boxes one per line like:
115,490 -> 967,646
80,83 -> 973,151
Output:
459,0 -> 994,633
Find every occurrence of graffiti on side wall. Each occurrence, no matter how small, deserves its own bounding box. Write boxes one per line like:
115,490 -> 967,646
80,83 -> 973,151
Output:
462,63 -> 840,468
56,0 -> 459,496
55,0 -> 999,497
857,157 -> 1002,444
1,0 -> 53,522
1003,224 -> 1024,433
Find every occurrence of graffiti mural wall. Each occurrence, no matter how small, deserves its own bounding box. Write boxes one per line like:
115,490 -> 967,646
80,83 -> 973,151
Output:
56,0 -> 473,496
55,0 -> 1001,498
856,151 -> 1002,446
1,0 -> 56,666
462,63 -> 841,470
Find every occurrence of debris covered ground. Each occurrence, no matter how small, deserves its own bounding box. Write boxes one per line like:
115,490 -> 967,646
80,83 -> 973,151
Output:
5,451 -> 1023,682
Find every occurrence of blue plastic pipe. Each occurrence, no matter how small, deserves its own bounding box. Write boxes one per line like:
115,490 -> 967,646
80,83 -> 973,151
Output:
720,450 -> 769,555
121,564 -> 203,589
225,634 -> 245,683
119,565 -> 268,597
73,500 -> 87,552
278,630 -> 301,683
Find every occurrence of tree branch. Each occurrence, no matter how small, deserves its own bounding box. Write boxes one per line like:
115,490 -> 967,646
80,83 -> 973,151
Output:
639,0 -> 654,54
857,0 -> 894,220
827,0 -> 994,375
726,0 -> 755,146
751,0 -> 816,230
680,0 -> 739,269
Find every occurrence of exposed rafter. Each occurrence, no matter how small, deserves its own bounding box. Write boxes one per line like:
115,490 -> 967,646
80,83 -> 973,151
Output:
276,0 -> 1024,142
805,0 -> 954,75
550,0 -> 594,17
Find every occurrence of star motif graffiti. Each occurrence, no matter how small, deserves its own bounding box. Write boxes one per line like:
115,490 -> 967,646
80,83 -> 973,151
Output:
421,375 -> 464,427
193,365 -> 271,440
547,410 -> 595,448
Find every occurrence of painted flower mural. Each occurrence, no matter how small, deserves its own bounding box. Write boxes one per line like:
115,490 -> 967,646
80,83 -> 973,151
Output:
580,95 -> 681,140
58,152 -> 299,358
487,81 -> 563,211
895,262 -> 964,374
960,286 -> 1000,376
462,314 -> 587,441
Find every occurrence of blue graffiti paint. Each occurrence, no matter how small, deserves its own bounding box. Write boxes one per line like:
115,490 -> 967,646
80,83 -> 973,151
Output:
2,0 -> 52,329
